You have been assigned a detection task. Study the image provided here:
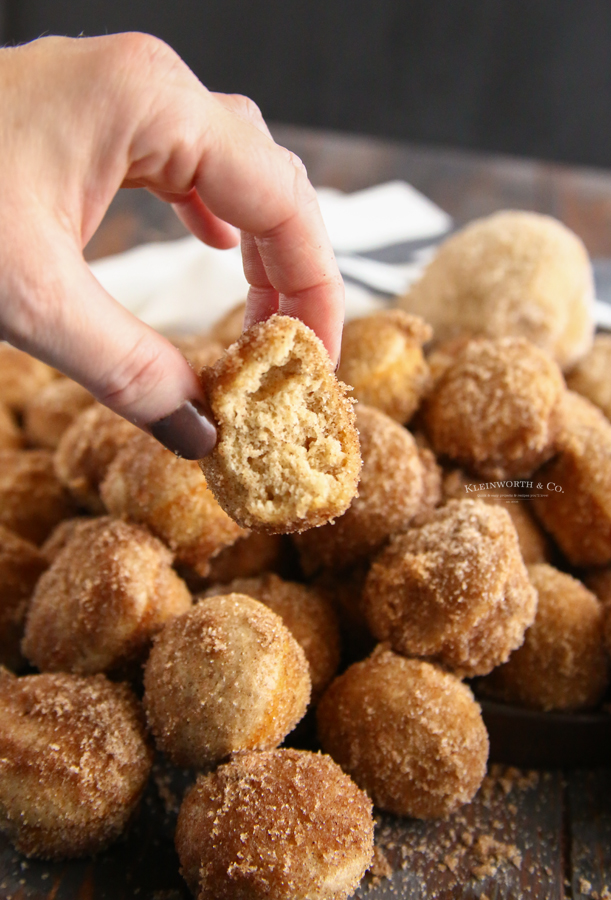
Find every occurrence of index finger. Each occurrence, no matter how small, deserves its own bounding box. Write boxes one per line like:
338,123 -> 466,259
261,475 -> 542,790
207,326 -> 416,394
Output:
124,70 -> 344,362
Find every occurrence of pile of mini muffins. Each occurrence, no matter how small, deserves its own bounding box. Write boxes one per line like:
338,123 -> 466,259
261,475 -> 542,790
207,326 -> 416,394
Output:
0,209 -> 610,900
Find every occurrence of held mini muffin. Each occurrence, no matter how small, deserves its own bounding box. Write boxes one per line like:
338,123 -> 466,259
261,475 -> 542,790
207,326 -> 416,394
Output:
199,315 -> 361,533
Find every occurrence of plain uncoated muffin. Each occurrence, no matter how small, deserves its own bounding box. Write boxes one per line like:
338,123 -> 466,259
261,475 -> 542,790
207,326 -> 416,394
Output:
199,315 -> 361,533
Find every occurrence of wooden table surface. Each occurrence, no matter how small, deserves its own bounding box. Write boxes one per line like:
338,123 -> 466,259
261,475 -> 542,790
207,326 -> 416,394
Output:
6,125 -> 611,900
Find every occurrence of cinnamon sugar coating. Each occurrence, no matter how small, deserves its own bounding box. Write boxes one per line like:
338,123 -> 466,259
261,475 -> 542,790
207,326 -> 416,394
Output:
317,647 -> 488,818
531,391 -> 611,566
144,594 -> 311,768
199,315 -> 361,533
41,516 -> 95,563
399,210 -> 594,370
423,337 -> 565,480
363,499 -> 537,677
0,344 -> 57,413
24,378 -> 95,449
0,669 -> 152,859
176,748 -> 373,900
54,404 -> 140,512
203,573 -> 341,704
100,431 -> 245,576
337,310 -> 432,423
0,404 -> 23,450
0,525 -> 47,670
566,334 -> 611,422
443,468 -> 549,564
478,564 -> 609,711
0,449 -> 76,544
295,405 -> 441,575
22,517 -> 192,675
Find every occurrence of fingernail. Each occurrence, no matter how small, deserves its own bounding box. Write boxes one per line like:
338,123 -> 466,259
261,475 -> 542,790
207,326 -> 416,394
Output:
149,400 -> 217,460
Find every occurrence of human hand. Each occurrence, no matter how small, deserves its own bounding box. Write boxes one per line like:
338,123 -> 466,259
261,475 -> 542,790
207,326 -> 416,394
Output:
0,33 -> 344,458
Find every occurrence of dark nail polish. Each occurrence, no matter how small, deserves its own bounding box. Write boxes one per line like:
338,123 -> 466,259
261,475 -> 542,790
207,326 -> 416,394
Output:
149,400 -> 217,460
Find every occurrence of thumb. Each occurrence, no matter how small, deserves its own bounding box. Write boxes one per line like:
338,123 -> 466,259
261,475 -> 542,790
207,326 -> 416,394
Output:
1,234 -> 216,460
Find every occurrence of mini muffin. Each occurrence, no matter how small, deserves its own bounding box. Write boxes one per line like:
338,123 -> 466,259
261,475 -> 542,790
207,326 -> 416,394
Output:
204,573 -> 341,704
478,564 -> 609,711
0,525 -> 48,670
54,403 -> 140,512
0,344 -> 57,413
337,310 -> 432,423
567,334 -> 611,422
295,405 -> 441,574
317,647 -> 489,819
0,449 -> 76,544
204,531 -> 286,584
208,299 -> 246,347
40,516 -> 95,563
175,748 -> 373,900
100,431 -> 245,576
23,378 -> 95,449
531,392 -> 611,566
0,404 -> 23,450
199,315 -> 361,533
144,594 -> 311,768
443,468 -> 549,564
363,499 -> 537,677
22,517 -> 192,675
399,210 -> 594,370
314,564 -> 376,665
423,337 -> 565,479
0,669 -> 152,859
171,333 -> 224,372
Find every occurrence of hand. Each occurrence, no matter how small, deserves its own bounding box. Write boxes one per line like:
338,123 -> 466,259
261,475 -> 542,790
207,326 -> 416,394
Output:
0,33 -> 344,458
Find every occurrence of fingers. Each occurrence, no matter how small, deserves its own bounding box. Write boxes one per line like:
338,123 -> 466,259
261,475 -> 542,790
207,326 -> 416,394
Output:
0,218 -> 216,459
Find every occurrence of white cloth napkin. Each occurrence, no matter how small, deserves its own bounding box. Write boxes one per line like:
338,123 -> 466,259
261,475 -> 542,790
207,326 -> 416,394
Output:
89,181 -> 452,335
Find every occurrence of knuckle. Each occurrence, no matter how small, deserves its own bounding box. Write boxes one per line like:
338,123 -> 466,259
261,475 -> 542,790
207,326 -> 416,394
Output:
98,336 -> 166,419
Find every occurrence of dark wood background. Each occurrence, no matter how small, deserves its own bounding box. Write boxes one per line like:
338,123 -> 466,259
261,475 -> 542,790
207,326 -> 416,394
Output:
3,0 -> 611,169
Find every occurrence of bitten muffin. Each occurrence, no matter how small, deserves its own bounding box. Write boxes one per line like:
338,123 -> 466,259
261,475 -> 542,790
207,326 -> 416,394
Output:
144,594 -> 311,768
0,525 -> 48,670
399,210 -> 594,370
199,315 -> 361,533
0,669 -> 152,859
54,403 -> 140,512
295,404 -> 441,574
478,564 -> 609,711
175,748 -> 374,900
23,378 -> 95,449
531,391 -> 611,566
203,573 -> 341,704
0,449 -> 76,544
100,431 -> 245,576
423,337 -> 565,479
363,499 -> 537,677
337,309 -> 432,423
318,647 -> 489,819
22,516 -> 192,675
